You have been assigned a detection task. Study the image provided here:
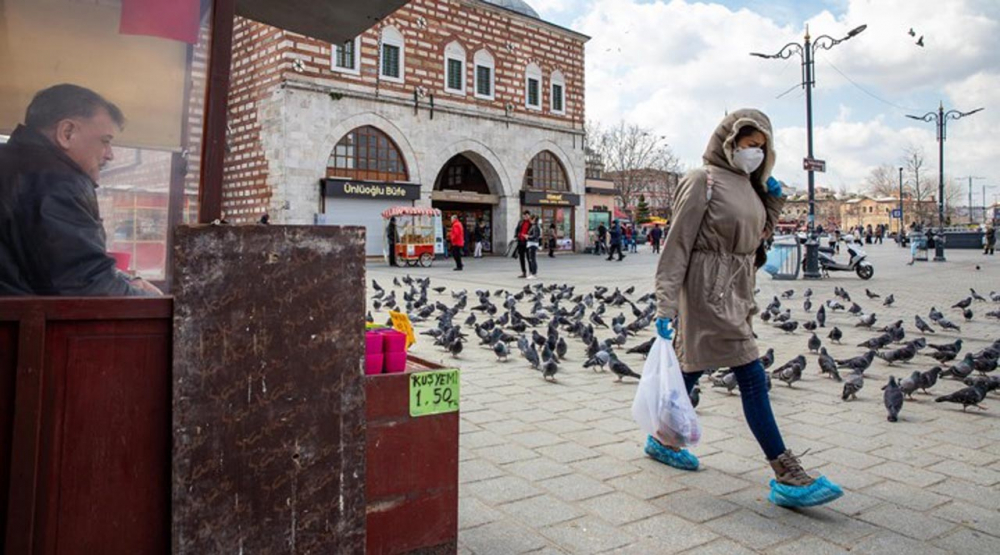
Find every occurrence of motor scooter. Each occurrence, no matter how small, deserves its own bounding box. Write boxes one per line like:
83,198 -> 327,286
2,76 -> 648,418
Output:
814,244 -> 874,279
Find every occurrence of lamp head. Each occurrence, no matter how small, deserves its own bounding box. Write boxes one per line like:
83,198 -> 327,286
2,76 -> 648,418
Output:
847,24 -> 867,38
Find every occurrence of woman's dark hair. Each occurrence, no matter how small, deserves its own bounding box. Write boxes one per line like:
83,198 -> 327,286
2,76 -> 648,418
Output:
734,124 -> 761,144
25,84 -> 125,130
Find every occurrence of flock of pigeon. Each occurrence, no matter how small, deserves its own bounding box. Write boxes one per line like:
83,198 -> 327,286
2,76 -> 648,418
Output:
368,275 -> 1000,423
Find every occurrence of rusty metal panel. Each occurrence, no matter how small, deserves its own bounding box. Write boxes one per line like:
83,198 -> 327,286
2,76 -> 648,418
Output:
171,225 -> 367,554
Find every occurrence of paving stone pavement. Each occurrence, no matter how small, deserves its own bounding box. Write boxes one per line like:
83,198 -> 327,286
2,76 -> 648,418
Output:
368,242 -> 1000,554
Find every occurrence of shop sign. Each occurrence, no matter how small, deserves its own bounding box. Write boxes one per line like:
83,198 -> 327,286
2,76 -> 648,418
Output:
409,369 -> 460,417
522,190 -> 581,206
322,179 -> 421,201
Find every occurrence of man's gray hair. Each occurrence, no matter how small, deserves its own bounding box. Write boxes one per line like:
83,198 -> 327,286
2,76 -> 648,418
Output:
25,84 -> 125,131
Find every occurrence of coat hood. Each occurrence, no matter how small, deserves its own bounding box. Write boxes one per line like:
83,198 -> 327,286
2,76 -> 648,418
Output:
702,109 -> 776,195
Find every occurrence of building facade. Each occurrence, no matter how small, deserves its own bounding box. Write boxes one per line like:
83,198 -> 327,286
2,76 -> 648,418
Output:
840,195 -> 937,232
779,188 -> 842,230
223,0 -> 589,255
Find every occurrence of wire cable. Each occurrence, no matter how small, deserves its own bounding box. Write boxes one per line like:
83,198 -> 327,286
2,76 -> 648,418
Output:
819,57 -> 920,113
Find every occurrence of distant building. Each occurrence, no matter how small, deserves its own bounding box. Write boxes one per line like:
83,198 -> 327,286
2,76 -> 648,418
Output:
602,168 -> 680,220
779,187 -> 841,230
840,194 -> 936,231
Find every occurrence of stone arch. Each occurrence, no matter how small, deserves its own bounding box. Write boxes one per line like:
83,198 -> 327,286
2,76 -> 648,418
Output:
320,112 -> 422,185
432,139 -> 512,198
520,140 -> 580,194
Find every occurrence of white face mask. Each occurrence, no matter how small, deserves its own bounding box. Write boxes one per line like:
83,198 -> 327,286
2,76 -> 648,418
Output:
733,147 -> 765,175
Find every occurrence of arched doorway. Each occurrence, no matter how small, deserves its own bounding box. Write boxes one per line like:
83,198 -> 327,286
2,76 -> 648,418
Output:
319,126 -> 420,256
431,153 -> 500,255
521,151 -> 579,252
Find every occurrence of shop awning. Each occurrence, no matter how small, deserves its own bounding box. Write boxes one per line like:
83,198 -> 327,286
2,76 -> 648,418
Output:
381,206 -> 441,219
236,0 -> 410,44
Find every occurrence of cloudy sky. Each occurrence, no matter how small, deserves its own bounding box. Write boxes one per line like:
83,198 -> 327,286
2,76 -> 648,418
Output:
532,0 -> 998,202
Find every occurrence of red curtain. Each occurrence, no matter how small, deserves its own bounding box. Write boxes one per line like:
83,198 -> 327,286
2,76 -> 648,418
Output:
119,0 -> 201,44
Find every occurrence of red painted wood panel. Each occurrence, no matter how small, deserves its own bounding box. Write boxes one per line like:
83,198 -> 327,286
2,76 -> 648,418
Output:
0,323 -> 17,550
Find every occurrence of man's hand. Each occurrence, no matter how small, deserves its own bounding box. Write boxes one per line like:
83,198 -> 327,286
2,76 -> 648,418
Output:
132,278 -> 164,296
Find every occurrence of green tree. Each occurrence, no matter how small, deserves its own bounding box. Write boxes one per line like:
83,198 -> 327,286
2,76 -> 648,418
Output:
636,194 -> 652,224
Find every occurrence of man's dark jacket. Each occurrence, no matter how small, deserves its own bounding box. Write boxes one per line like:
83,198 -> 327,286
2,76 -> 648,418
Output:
0,125 -> 143,295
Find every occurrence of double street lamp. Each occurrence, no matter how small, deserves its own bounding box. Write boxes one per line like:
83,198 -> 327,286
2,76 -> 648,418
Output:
751,24 -> 867,280
905,103 -> 984,261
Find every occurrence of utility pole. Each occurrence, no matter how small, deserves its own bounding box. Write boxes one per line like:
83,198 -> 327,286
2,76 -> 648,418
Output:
906,103 -> 984,261
956,176 -> 985,223
898,167 -> 904,240
752,23 -> 867,279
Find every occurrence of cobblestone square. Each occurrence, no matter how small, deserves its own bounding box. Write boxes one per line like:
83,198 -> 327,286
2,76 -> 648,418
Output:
369,243 -> 1000,554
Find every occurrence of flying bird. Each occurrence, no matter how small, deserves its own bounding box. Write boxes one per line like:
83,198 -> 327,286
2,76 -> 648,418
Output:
916,36 -> 925,47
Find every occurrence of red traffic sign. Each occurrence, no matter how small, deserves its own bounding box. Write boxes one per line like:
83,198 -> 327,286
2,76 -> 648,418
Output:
803,158 -> 826,172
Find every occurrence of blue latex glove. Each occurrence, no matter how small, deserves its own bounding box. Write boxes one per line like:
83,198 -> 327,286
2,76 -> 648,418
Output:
655,317 -> 674,340
766,176 -> 783,197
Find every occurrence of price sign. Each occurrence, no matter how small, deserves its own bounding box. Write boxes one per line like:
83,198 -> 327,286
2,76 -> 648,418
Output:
409,369 -> 460,417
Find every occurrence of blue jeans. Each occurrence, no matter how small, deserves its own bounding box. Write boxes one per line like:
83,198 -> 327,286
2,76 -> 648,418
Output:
683,360 -> 786,460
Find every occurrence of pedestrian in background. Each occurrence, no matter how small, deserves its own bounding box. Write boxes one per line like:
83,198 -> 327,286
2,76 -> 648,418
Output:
546,222 -> 557,258
387,216 -> 400,267
650,223 -> 663,253
449,215 -> 464,271
607,219 -> 624,261
515,211 -> 531,278
473,219 -> 485,258
624,224 -> 634,253
652,108 -> 842,508
596,222 -> 608,256
985,226 -> 996,255
526,215 -> 541,279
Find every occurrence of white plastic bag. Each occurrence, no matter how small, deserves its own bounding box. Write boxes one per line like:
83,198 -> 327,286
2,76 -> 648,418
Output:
631,338 -> 701,448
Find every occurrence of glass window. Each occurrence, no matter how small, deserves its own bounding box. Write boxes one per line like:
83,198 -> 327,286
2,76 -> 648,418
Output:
382,44 -> 401,79
476,66 -> 493,97
527,78 -> 540,108
447,58 -> 463,91
328,126 -> 408,182
552,84 -> 564,112
523,151 -> 569,191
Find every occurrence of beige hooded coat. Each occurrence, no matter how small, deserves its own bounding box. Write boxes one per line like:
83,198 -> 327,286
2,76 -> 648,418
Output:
655,109 -> 785,372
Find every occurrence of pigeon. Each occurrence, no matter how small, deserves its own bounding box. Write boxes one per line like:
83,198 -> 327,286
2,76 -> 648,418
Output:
711,371 -> 739,394
817,306 -> 827,328
941,354 -> 975,380
952,298 -> 972,310
929,307 -> 944,322
804,299 -> 813,313
866,289 -> 881,299
827,300 -> 846,311
963,308 -> 973,321
927,338 -> 962,354
925,349 -> 958,363
590,313 -> 609,328
556,337 -> 568,360
964,375 -> 1000,394
448,337 -> 464,358
760,347 -> 775,370
804,288 -> 813,298
774,321 -> 799,334
626,337 -> 656,358
899,370 -> 922,398
883,377 -> 904,422
583,350 -> 611,372
849,302 -> 863,315
842,373 -> 864,401
689,386 -> 701,409
856,313 -> 878,329
915,315 -> 936,334
918,367 -> 942,394
883,294 -> 895,307
781,289 -> 795,299
973,356 -> 998,375
819,348 -> 842,382
827,327 -> 843,343
837,350 -> 876,374
803,320 -> 818,332
935,384 -> 988,411
772,355 -> 806,387
971,289 -> 987,302
523,345 -> 541,369
877,343 -> 918,365
936,317 -> 961,332
916,35 -> 924,47
858,333 -> 893,350
609,357 -> 640,382
493,341 -> 510,362
908,27 -> 916,36
542,358 -> 559,381
808,333 -> 821,353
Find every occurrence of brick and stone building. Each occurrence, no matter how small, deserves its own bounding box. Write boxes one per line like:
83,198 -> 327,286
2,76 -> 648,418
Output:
222,0 -> 589,255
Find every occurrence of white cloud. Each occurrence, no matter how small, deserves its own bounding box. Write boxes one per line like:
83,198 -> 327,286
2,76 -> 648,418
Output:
567,0 -> 998,196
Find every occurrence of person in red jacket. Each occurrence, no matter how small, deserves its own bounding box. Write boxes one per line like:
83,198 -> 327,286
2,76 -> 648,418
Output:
449,215 -> 465,271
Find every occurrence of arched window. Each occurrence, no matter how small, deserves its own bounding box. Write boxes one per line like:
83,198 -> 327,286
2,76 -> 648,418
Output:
328,126 -> 409,182
550,70 -> 565,114
523,151 -> 568,191
474,49 -> 495,100
379,26 -> 405,83
443,41 -> 466,94
525,63 -> 542,110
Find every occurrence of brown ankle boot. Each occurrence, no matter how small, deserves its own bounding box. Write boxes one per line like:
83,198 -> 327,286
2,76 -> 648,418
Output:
769,449 -> 816,487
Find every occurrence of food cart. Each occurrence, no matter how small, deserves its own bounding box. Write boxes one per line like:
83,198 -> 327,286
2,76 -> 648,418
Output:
383,206 -> 442,267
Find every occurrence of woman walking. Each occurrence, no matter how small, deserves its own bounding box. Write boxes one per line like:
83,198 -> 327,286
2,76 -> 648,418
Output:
526,215 -> 541,279
651,109 -> 843,508
546,222 -> 557,258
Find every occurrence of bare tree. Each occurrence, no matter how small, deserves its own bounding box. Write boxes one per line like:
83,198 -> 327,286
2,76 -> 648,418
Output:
590,121 -> 680,217
903,146 -> 934,224
943,176 -> 964,224
864,164 -> 898,197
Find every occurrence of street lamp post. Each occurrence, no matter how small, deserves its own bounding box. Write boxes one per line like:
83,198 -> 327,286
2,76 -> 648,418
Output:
906,103 -> 984,261
898,166 -> 904,241
752,24 -> 866,280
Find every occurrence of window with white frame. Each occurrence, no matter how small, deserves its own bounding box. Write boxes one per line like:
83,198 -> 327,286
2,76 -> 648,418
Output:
332,37 -> 361,74
550,70 -> 565,114
444,41 -> 466,94
525,63 -> 542,110
379,26 -> 405,82
474,49 -> 495,100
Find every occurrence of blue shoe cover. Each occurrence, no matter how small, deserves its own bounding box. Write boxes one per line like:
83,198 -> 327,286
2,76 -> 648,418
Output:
768,475 -> 844,508
644,436 -> 699,471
